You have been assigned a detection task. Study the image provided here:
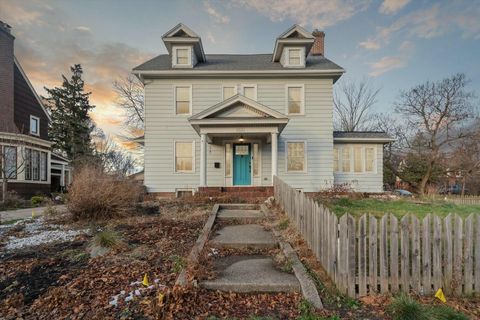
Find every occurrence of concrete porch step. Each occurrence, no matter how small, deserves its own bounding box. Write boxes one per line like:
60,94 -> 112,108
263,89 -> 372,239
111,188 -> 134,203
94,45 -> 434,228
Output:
201,255 -> 301,293
217,209 -> 265,221
210,224 -> 276,249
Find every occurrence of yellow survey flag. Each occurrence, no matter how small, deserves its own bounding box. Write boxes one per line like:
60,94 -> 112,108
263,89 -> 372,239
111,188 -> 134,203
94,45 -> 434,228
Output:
435,288 -> 446,303
32,210 -> 35,218
142,273 -> 150,287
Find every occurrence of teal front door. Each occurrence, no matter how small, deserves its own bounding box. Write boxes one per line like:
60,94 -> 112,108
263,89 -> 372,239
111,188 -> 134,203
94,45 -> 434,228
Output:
233,144 -> 251,185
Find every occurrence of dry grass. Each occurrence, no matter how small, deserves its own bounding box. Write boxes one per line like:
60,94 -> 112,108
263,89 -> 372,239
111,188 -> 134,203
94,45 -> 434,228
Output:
67,166 -> 143,221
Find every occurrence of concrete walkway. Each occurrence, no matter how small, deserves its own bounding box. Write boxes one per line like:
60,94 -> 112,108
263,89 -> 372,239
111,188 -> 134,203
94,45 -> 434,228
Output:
0,205 -> 67,221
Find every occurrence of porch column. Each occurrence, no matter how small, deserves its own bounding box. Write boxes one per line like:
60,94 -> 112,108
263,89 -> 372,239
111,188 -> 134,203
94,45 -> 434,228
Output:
200,133 -> 207,187
60,164 -> 65,187
271,132 -> 278,183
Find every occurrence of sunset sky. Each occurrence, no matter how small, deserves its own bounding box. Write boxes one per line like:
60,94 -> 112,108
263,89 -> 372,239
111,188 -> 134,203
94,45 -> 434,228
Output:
1,0 -> 479,151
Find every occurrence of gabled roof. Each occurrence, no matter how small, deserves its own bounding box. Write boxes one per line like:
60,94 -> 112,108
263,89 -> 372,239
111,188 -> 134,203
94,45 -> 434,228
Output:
188,95 -> 289,134
273,24 -> 315,62
161,23 -> 206,62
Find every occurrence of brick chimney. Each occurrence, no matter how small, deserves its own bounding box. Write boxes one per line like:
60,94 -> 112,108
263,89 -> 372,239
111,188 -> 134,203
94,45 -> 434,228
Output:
0,21 -> 15,132
310,29 -> 325,56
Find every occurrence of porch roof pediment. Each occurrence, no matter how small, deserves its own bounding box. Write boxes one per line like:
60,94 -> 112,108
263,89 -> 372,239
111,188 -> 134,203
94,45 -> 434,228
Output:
189,95 -> 289,135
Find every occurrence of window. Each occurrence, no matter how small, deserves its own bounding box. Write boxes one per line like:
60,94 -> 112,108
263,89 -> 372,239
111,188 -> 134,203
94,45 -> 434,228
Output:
353,146 -> 362,172
333,146 -> 339,172
30,116 -> 39,136
3,146 -> 17,179
175,86 -> 191,115
365,147 -> 375,172
40,152 -> 47,181
175,48 -> 189,65
32,150 -> 40,180
287,86 -> 304,114
342,147 -> 351,172
223,86 -> 236,100
253,143 -> 259,177
241,85 -> 256,100
286,141 -> 306,172
175,141 -> 194,172
225,143 -> 232,177
288,48 -> 301,65
23,149 -> 48,181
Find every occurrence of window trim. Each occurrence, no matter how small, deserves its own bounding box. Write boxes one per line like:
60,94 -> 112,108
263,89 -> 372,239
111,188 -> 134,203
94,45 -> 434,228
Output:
173,140 -> 196,173
240,84 -> 257,101
173,85 -> 192,116
285,47 -> 305,68
222,85 -> 238,101
30,115 -> 40,136
172,46 -> 192,68
285,84 -> 305,115
285,140 -> 307,173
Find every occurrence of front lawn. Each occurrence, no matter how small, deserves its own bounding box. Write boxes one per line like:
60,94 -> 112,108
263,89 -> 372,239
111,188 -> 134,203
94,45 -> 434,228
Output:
318,197 -> 480,219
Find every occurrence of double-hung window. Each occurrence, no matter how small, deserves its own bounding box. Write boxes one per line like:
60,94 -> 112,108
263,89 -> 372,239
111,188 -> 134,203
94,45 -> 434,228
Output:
334,145 -> 376,173
175,141 -> 195,173
288,48 -> 301,66
286,141 -> 306,172
222,86 -> 236,100
286,85 -> 304,115
30,116 -> 39,136
365,147 -> 376,172
175,86 -> 191,115
175,48 -> 190,66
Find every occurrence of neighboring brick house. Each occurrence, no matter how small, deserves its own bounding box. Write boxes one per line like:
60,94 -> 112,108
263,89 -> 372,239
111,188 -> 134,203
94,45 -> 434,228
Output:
0,21 -> 70,198
133,24 -> 393,196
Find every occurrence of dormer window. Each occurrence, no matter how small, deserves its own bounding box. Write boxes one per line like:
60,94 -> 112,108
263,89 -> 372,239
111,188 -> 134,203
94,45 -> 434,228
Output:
288,49 -> 301,65
30,115 -> 39,136
176,48 -> 189,65
173,46 -> 192,68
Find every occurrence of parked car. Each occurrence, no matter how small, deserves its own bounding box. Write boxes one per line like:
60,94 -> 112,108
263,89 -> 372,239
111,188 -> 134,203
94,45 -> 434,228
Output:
393,189 -> 414,197
439,185 -> 468,195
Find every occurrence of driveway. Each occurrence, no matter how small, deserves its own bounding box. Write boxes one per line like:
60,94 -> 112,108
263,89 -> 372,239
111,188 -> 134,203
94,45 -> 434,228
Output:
0,205 -> 67,222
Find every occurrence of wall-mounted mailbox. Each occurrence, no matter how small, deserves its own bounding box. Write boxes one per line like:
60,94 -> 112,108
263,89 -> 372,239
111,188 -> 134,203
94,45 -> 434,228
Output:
214,162 -> 221,169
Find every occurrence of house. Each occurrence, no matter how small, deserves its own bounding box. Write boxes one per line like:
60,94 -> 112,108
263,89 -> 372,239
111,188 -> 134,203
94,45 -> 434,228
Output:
0,21 -> 71,198
133,23 -> 393,196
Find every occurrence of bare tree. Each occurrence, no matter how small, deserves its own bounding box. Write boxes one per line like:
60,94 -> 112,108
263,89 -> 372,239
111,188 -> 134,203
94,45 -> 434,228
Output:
94,134 -> 137,176
113,75 -> 144,130
394,73 -> 476,195
334,78 -> 381,131
1,132 -> 28,203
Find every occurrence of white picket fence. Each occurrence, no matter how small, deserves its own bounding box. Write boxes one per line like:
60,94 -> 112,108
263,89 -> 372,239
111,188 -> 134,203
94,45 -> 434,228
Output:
273,176 -> 480,297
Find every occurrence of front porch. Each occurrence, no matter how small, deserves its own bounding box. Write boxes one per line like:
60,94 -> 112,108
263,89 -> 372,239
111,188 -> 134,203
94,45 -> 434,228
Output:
189,94 -> 289,189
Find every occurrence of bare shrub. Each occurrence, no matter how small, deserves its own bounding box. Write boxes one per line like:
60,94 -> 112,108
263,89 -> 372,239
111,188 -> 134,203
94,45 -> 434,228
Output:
68,166 -> 142,220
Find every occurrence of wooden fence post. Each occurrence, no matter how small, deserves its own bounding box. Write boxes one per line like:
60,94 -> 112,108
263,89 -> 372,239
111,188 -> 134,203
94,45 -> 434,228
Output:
422,214 -> 432,294
369,215 -> 378,293
400,215 -> 410,292
358,214 -> 368,296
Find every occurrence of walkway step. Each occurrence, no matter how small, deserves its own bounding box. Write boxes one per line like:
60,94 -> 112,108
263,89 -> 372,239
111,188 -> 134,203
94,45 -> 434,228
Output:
201,255 -> 300,293
211,224 -> 276,249
217,209 -> 264,221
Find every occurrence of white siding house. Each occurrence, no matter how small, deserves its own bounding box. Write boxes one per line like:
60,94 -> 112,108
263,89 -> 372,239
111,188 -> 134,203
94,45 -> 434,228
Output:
133,24 -> 393,195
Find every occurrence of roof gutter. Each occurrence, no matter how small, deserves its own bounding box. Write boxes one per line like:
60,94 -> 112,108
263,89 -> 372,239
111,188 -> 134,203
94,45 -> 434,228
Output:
333,137 -> 396,143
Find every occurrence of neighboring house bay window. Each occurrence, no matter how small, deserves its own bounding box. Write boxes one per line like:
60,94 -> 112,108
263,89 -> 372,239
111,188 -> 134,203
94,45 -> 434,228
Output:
2,146 -> 17,179
286,141 -> 306,172
24,148 -> 48,181
175,86 -> 191,115
175,141 -> 195,173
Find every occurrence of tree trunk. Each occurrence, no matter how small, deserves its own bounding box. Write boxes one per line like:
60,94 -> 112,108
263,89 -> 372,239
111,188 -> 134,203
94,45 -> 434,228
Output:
418,162 -> 433,196
461,175 -> 466,196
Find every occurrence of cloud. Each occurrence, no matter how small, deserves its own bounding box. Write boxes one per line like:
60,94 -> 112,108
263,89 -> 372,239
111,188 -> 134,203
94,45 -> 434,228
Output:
0,0 -> 152,152
361,2 -> 480,50
206,30 -> 216,43
379,0 -> 410,15
368,41 -> 413,76
232,0 -> 371,29
203,1 -> 230,24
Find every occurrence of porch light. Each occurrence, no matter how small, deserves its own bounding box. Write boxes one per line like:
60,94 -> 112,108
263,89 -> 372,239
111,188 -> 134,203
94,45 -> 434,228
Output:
239,135 -> 244,142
